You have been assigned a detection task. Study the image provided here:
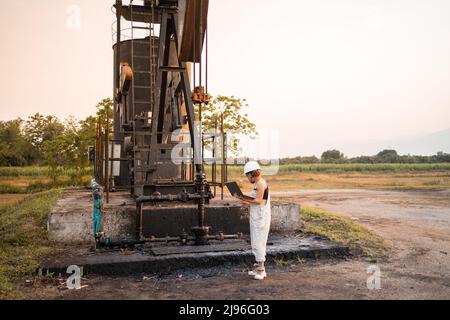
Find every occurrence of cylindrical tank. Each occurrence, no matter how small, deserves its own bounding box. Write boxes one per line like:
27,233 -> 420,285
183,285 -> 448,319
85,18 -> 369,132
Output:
113,37 -> 158,187
112,36 -> 182,188
113,37 -> 158,127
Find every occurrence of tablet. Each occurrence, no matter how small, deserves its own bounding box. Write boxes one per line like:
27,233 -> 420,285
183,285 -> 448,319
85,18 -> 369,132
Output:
225,182 -> 254,200
225,181 -> 243,197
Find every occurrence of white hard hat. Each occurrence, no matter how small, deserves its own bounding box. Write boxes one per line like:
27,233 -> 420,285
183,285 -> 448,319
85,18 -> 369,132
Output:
244,161 -> 261,174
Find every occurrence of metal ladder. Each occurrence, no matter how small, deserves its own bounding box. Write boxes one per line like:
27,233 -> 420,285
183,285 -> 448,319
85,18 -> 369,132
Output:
128,1 -> 159,183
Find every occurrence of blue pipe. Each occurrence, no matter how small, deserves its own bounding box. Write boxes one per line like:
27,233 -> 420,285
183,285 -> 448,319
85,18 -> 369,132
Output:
91,179 -> 103,239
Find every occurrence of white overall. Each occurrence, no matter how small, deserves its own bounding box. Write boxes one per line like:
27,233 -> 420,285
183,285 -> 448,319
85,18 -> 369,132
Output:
249,179 -> 271,262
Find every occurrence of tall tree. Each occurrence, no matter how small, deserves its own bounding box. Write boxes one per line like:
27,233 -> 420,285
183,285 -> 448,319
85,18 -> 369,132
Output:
375,149 -> 400,163
321,150 -> 346,163
0,119 -> 35,166
194,95 -> 257,157
95,98 -> 114,130
24,113 -> 65,162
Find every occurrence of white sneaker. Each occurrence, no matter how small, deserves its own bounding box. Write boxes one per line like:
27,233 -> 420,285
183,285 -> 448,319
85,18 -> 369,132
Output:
248,269 -> 258,276
254,269 -> 267,280
247,264 -> 260,276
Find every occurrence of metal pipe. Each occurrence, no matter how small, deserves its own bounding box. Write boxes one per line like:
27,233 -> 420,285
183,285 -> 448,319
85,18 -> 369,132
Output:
224,132 -> 228,184
206,18 -> 208,94
105,108 -> 110,203
197,172 -> 206,227
199,0 -> 203,87
98,116 -> 103,185
94,122 -> 98,179
96,232 -> 243,249
192,0 -> 196,89
135,190 -> 209,205
115,1 -> 122,91
200,104 -> 204,172
212,119 -> 217,197
137,202 -> 143,241
221,113 -> 224,200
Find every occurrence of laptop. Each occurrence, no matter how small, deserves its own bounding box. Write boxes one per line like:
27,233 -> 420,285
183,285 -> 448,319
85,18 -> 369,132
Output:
225,182 -> 254,200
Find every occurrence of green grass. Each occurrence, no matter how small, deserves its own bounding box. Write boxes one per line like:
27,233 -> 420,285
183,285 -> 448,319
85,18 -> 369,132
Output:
270,206 -> 388,267
0,189 -> 62,299
273,258 -> 290,267
221,163 -> 450,174
0,166 -> 92,177
0,167 -> 49,177
2,164 -> 449,178
0,176 -> 92,195
280,163 -> 450,173
0,185 -> 24,194
301,206 -> 388,259
25,179 -> 90,193
0,166 -> 92,195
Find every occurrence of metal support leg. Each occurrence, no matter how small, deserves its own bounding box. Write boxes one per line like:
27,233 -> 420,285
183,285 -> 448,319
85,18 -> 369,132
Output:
192,172 -> 210,245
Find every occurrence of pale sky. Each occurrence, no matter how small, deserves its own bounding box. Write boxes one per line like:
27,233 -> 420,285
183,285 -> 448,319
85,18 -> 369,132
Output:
1,0 -> 450,157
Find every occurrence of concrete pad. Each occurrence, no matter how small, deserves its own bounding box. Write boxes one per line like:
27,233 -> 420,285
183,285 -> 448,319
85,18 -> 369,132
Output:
40,236 -> 349,276
270,202 -> 302,232
47,189 -> 302,244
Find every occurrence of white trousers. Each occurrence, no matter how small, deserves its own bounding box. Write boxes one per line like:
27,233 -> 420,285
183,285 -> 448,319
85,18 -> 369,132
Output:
249,202 -> 271,262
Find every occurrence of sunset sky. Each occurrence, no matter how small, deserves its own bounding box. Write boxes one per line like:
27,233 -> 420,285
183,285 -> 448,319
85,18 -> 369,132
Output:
1,0 -> 449,157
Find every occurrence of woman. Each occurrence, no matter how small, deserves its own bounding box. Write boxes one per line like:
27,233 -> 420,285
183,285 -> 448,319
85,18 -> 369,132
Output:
234,161 -> 271,280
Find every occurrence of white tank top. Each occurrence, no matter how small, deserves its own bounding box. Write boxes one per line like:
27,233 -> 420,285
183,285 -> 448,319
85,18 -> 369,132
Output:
249,179 -> 270,208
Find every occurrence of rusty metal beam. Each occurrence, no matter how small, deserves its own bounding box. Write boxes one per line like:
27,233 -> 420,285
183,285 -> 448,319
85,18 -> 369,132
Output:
114,4 -> 164,23
179,0 -> 209,62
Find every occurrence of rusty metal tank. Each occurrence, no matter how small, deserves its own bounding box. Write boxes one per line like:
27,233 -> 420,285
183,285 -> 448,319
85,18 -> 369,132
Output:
112,36 -> 182,187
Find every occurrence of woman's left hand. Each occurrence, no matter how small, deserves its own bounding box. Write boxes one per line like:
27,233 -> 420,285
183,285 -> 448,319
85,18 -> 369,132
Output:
241,202 -> 250,209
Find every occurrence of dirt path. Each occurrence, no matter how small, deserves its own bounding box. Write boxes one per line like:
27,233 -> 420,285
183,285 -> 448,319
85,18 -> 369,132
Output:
273,188 -> 450,299
25,189 -> 450,300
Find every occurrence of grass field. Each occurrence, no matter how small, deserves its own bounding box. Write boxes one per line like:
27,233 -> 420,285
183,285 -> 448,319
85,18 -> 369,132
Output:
225,163 -> 450,173
223,168 -> 450,192
0,163 -> 448,298
0,164 -> 449,205
0,167 -> 92,177
0,190 -> 62,299
0,194 -> 28,206
0,167 -> 91,206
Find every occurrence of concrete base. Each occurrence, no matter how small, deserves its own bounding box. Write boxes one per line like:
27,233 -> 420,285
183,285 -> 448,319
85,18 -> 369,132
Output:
47,189 -> 301,244
40,236 -> 349,276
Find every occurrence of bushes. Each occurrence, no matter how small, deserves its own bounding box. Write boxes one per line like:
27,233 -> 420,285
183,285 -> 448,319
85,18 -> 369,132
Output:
281,150 -> 450,165
321,150 -> 346,163
281,163 -> 450,173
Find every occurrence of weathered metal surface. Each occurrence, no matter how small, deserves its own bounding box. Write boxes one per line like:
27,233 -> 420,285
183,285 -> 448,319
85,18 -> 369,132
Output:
106,0 -> 223,220
40,236 -> 350,276
110,4 -> 210,197
179,0 -> 209,62
149,239 -> 250,256
115,5 -> 163,24
113,38 -> 158,187
141,204 -> 249,238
